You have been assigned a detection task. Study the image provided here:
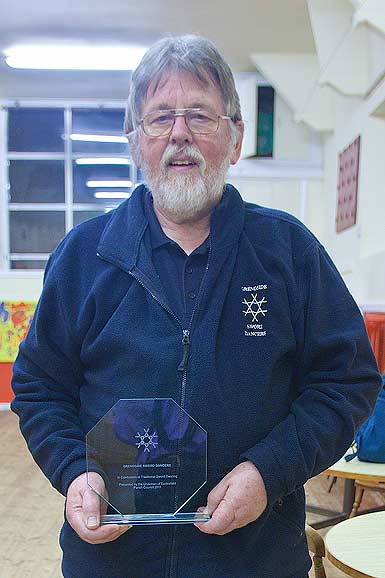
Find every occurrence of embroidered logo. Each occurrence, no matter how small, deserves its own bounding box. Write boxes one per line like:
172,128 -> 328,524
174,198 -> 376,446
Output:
242,293 -> 267,321
241,285 -> 268,337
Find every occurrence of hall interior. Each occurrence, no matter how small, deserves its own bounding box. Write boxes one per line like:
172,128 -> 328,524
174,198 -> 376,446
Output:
0,2 -> 385,577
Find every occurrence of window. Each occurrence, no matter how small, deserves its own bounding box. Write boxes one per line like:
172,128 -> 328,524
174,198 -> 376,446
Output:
1,104 -> 137,271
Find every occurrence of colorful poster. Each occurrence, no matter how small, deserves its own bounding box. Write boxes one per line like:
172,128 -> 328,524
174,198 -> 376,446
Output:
0,301 -> 36,362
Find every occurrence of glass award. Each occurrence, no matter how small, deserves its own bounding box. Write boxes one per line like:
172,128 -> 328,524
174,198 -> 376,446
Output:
86,398 -> 210,525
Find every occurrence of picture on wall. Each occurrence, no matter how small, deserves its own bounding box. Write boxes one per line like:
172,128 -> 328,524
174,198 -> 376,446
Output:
336,136 -> 360,233
0,301 -> 36,362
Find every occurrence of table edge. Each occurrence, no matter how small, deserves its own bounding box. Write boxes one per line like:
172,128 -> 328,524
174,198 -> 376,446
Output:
323,469 -> 385,482
326,550 -> 377,578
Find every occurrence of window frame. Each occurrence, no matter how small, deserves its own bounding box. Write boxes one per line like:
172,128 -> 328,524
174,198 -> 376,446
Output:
0,100 -> 136,274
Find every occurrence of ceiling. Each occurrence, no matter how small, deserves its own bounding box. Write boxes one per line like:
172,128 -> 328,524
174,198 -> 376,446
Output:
0,0 -> 315,100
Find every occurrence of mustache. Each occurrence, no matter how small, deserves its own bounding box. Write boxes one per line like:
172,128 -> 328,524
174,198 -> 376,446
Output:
160,144 -> 206,171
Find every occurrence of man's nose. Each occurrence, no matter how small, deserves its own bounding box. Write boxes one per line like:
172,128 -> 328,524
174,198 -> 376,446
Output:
169,114 -> 193,144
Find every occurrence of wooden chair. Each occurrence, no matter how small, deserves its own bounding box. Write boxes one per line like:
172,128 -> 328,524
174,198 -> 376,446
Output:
306,524 -> 327,578
349,479 -> 385,518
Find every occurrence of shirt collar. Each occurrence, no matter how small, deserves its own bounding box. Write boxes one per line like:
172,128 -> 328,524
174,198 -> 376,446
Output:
97,183 -> 244,271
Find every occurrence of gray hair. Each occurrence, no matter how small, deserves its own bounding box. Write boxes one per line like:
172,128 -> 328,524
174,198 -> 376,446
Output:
124,35 -> 242,135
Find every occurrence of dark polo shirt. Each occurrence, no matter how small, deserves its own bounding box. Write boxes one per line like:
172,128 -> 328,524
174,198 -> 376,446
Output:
144,192 -> 210,327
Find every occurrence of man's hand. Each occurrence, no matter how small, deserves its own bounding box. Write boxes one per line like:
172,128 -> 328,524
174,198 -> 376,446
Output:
195,461 -> 267,535
66,472 -> 132,544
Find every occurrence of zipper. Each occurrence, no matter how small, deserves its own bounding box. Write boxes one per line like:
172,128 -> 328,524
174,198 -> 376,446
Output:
169,242 -> 212,578
177,330 -> 190,372
127,267 -> 195,578
98,241 -> 212,578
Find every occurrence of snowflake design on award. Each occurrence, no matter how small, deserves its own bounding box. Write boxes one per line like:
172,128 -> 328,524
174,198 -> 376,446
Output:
135,428 -> 159,452
242,293 -> 268,322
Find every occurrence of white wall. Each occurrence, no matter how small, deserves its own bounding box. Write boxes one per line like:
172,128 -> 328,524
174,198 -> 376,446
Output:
228,178 -> 325,241
235,72 -> 323,164
321,81 -> 385,306
274,95 -> 321,163
0,273 -> 43,301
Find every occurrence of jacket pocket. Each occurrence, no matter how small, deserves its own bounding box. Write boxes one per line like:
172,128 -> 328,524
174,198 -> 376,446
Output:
269,498 -> 305,546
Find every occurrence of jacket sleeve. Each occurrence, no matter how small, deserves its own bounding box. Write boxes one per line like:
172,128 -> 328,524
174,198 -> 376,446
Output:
241,242 -> 382,505
11,251 -> 96,496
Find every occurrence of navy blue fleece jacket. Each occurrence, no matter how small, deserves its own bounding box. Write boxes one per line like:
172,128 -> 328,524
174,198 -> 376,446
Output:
11,184 -> 381,578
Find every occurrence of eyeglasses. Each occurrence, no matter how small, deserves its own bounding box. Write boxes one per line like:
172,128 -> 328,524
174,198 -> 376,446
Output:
140,108 -> 232,137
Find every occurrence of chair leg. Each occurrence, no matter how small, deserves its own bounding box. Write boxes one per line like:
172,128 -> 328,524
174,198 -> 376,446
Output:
313,554 -> 327,578
349,487 -> 364,518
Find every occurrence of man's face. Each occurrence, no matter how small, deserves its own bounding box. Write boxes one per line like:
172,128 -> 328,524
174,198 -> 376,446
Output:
134,70 -> 243,223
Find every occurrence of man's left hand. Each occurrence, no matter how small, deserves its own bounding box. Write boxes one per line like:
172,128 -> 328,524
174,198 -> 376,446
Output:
194,461 -> 267,535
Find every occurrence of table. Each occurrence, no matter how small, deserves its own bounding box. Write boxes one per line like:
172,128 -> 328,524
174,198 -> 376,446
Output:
325,511 -> 385,578
307,454 -> 385,529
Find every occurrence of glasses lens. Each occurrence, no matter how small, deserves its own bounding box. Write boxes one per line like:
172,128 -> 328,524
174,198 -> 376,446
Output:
144,111 -> 175,136
142,109 -> 220,136
186,110 -> 218,134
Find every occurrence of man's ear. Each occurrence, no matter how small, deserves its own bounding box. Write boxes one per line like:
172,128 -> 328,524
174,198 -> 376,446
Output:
230,121 -> 244,165
127,130 -> 141,168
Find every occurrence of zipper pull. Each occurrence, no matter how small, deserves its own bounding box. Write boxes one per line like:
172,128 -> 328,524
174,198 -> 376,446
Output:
177,330 -> 190,372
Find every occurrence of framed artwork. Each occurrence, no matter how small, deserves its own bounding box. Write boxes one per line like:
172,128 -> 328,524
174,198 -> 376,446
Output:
0,301 -> 36,362
336,136 -> 360,233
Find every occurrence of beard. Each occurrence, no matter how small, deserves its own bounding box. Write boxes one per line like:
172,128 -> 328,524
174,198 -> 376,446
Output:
139,144 -> 232,223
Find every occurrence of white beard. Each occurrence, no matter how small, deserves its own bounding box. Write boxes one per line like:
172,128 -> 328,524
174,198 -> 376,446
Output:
140,144 -> 232,223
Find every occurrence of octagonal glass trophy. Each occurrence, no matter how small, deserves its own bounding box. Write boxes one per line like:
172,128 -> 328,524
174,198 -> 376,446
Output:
86,398 -> 210,525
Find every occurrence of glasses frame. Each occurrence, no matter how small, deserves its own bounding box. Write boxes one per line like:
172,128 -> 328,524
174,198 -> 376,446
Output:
139,108 -> 232,137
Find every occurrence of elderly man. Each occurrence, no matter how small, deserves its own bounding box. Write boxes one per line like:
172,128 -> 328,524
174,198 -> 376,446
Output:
12,36 -> 381,578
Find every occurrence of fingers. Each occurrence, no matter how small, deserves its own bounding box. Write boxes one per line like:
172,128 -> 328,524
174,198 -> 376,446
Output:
195,497 -> 235,535
66,471 -> 132,544
205,478 -> 229,515
194,477 -> 234,535
67,492 -> 132,544
73,520 -> 131,545
194,462 -> 268,536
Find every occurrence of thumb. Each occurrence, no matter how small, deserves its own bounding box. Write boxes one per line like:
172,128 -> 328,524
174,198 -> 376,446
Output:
83,485 -> 103,529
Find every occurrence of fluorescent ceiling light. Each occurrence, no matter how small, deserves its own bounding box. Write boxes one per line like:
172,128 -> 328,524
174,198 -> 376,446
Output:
94,192 -> 132,199
75,158 -> 130,165
4,44 -> 147,70
71,134 -> 128,143
87,180 -> 132,187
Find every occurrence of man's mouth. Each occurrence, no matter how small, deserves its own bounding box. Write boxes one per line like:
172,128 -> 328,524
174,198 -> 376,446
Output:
167,158 -> 198,170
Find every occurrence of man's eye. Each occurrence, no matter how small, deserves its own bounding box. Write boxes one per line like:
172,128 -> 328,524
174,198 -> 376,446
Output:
151,114 -> 173,125
189,113 -> 211,122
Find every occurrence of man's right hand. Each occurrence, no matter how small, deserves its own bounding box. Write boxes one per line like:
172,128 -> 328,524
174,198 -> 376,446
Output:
66,471 -> 132,544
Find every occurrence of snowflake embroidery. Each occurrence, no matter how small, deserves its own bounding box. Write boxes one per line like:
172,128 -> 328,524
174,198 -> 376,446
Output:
242,293 -> 268,322
135,428 -> 158,452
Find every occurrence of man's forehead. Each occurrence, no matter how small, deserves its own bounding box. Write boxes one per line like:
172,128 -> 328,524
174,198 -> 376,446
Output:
142,69 -> 223,111
148,68 -> 211,93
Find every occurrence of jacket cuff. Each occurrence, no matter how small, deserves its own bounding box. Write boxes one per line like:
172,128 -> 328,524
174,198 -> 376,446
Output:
240,441 -> 287,506
59,458 -> 105,496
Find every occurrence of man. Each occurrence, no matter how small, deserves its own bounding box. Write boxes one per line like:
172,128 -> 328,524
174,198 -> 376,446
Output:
12,35 -> 381,578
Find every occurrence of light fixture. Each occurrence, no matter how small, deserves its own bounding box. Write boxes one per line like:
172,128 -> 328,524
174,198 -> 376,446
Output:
75,158 -> 130,165
4,43 -> 147,71
71,134 -> 128,143
87,180 -> 132,188
94,192 -> 132,199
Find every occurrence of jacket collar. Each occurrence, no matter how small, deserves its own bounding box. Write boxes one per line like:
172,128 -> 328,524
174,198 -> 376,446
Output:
97,183 -> 245,271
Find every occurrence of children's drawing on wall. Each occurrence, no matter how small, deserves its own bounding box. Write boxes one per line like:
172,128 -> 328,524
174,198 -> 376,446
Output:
0,301 -> 36,362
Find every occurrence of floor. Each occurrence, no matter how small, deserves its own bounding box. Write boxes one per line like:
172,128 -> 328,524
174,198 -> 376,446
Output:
1,410 -> 385,578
